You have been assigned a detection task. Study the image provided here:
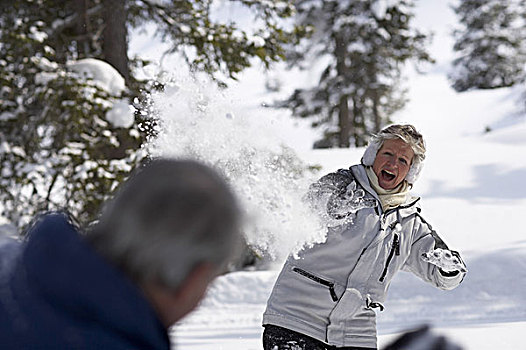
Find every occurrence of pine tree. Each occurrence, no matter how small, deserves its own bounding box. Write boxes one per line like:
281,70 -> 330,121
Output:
450,0 -> 526,92
0,0 -> 299,229
127,0 -> 300,84
279,0 -> 432,148
0,2 -> 143,228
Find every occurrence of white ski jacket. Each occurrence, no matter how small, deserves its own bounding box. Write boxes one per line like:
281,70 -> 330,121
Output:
262,164 -> 466,348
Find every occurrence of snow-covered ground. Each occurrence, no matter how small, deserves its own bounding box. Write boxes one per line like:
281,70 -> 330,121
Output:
136,1 -> 526,349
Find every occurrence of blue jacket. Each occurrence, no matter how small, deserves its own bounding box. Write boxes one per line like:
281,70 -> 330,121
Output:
0,212 -> 170,349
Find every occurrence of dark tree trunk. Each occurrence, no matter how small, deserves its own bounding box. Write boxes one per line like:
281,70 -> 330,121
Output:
352,96 -> 366,147
73,0 -> 90,57
338,96 -> 350,148
102,0 -> 130,84
367,58 -> 381,134
372,90 -> 381,133
335,34 -> 351,148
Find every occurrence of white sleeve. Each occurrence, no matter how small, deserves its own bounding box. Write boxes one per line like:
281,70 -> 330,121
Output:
402,215 -> 466,291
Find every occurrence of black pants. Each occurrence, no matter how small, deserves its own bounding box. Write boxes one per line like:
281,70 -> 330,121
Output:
263,325 -> 376,350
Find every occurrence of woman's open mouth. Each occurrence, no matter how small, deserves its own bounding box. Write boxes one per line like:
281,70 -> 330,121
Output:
381,170 -> 396,182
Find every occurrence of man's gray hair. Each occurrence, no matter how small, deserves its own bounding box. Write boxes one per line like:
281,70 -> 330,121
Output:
362,124 -> 426,184
86,158 -> 242,290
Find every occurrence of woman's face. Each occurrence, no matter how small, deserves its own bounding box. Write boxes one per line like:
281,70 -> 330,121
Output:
372,138 -> 414,190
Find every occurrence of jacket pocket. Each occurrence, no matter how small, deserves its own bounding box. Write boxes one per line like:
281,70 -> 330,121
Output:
292,267 -> 339,302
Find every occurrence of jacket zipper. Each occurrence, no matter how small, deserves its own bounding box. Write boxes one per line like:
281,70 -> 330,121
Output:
379,232 -> 400,282
383,200 -> 416,216
292,267 -> 338,302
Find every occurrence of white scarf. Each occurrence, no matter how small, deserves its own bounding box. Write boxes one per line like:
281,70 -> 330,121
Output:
365,167 -> 410,211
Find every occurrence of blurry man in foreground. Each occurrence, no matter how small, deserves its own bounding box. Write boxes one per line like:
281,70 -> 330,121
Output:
0,159 -> 242,349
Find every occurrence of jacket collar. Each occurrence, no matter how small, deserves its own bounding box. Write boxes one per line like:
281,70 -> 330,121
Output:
16,212 -> 170,349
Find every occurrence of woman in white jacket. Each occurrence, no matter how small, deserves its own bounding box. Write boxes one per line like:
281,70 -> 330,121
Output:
262,124 -> 467,350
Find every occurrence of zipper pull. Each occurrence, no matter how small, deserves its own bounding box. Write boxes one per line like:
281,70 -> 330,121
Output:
394,233 -> 400,256
329,285 -> 338,302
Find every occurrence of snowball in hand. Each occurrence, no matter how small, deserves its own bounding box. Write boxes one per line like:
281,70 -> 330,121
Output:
421,248 -> 467,273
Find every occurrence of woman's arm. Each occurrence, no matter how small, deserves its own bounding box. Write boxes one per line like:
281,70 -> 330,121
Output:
402,215 -> 467,290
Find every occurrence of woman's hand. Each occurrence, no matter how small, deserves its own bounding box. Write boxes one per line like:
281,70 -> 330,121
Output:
421,248 -> 467,274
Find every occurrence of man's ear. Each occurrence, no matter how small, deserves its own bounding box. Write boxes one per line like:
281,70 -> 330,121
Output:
175,263 -> 217,312
143,263 -> 218,328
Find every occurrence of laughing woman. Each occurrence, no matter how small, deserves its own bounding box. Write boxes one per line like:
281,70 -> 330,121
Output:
262,124 -> 467,350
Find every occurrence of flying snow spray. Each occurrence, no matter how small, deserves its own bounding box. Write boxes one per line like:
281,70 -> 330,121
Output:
142,73 -> 327,262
